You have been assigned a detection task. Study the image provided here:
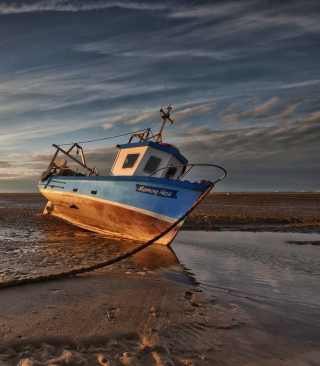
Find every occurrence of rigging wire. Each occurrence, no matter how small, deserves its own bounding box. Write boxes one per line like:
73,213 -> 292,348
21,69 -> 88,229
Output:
57,128 -> 150,146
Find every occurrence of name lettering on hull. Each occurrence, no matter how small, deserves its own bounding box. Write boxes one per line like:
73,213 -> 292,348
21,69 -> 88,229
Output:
136,184 -> 178,199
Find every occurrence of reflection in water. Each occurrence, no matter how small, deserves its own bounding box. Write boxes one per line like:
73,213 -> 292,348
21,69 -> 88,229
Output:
132,245 -> 180,270
132,245 -> 198,285
172,230 -> 320,308
172,230 -> 320,348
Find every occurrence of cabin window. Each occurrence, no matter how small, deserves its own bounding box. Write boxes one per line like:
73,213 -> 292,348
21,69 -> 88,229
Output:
165,167 -> 177,179
122,153 -> 140,169
144,156 -> 162,174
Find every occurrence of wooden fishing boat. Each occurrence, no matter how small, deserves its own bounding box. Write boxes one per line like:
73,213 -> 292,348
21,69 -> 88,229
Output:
38,105 -> 226,245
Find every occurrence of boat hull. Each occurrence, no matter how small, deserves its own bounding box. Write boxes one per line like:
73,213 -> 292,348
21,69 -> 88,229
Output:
39,175 -> 210,245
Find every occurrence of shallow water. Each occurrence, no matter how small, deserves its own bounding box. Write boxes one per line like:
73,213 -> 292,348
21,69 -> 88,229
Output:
172,230 -> 320,350
172,231 -> 320,307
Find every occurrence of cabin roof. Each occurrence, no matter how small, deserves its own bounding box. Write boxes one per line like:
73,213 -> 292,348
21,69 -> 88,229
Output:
116,141 -> 188,164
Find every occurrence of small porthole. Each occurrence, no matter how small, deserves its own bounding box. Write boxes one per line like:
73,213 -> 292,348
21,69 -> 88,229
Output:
73,188 -> 78,192
91,190 -> 97,195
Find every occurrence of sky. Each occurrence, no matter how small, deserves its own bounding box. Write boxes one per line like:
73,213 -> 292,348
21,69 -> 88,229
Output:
0,0 -> 319,192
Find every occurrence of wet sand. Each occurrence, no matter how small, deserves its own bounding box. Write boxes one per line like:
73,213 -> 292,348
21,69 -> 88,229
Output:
186,192 -> 320,234
0,193 -> 319,365
0,275 -> 249,366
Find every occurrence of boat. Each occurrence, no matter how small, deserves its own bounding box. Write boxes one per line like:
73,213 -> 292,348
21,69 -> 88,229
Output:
38,104 -> 226,245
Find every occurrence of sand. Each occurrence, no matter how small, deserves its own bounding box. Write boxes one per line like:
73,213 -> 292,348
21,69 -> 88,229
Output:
0,193 -> 319,365
0,273 -> 249,366
185,192 -> 320,233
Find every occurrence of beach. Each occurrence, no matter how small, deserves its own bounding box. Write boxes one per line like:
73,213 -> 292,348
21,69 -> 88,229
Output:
186,192 -> 320,233
0,193 -> 319,365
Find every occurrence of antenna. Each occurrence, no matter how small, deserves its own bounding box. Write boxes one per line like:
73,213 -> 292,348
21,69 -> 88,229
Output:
156,104 -> 174,143
161,82 -> 166,109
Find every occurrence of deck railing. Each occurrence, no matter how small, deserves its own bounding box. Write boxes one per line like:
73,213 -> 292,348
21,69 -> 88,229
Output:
149,163 -> 227,185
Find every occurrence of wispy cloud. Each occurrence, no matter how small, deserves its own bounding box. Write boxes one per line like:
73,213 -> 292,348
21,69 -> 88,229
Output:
170,1 -> 320,34
221,97 -> 280,123
0,1 -> 169,14
277,79 -> 320,89
177,111 -> 319,172
295,111 -> 320,124
262,101 -> 300,122
224,103 -> 238,112
125,111 -> 159,125
173,102 -> 216,120
0,161 -> 13,168
178,122 -> 192,129
170,2 -> 250,19
101,123 -> 113,130
112,112 -> 132,122
163,126 -> 215,140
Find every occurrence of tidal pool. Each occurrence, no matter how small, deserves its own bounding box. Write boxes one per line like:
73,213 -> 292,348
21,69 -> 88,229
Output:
172,230 -> 320,306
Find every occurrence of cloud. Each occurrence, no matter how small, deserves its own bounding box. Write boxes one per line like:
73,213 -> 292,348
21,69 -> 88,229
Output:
221,97 -> 280,123
4,151 -> 56,173
0,161 -> 13,168
295,111 -> 320,124
75,31 -> 237,61
170,2 -> 249,19
0,62 -> 172,144
173,102 -> 216,120
277,79 -> 320,89
164,126 -> 214,139
112,112 -> 132,122
170,1 -> 320,34
101,123 -> 113,130
172,118 -> 318,189
0,1 -> 169,14
125,111 -> 159,125
224,103 -> 238,112
178,122 -> 192,129
262,101 -> 300,122
1,146 -> 118,179
75,146 -> 118,175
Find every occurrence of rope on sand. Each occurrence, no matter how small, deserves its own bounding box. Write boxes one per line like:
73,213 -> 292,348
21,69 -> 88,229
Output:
0,184 -> 214,290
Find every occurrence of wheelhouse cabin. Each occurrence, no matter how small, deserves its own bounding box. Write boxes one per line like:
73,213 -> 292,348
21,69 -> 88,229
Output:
111,141 -> 188,179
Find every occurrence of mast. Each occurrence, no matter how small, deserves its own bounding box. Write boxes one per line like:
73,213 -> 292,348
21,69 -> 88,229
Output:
155,104 -> 174,143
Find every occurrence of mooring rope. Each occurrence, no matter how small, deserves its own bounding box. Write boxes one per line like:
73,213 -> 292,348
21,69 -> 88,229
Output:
0,184 -> 214,290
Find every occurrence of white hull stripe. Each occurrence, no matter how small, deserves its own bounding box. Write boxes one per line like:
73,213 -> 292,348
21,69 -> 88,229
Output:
40,189 -> 177,224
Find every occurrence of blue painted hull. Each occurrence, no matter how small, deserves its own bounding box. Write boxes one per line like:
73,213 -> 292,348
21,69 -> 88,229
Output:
38,175 -> 211,245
